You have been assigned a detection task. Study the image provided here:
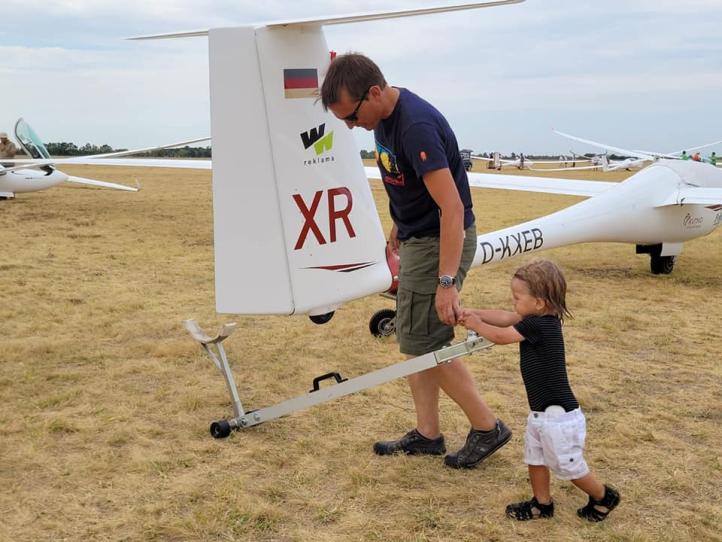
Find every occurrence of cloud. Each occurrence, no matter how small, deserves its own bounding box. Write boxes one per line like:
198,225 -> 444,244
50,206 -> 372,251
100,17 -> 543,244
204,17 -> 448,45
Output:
1,0 -> 721,152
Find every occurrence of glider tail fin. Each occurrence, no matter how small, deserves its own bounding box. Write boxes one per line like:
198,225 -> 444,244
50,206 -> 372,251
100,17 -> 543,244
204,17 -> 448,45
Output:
209,26 -> 390,317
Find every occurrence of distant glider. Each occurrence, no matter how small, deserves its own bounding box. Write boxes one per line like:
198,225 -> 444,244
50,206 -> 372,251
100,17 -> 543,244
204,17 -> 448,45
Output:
0,118 -> 209,199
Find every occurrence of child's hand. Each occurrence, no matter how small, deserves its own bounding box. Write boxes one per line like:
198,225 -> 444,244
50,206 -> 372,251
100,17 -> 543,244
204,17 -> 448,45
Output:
457,309 -> 470,325
458,309 -> 481,329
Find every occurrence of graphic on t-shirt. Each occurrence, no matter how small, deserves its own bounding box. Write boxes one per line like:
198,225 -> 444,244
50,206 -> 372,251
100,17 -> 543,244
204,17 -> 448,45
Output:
375,141 -> 405,186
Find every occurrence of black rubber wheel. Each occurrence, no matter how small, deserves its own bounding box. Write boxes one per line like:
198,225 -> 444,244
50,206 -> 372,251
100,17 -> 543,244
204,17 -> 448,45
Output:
369,308 -> 397,337
650,255 -> 675,275
210,420 -> 232,439
309,312 -> 334,325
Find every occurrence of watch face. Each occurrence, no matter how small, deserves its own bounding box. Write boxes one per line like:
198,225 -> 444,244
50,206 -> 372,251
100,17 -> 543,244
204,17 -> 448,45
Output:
439,275 -> 454,288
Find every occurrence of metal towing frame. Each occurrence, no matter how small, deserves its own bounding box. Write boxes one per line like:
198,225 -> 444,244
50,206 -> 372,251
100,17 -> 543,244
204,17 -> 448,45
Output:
184,319 -> 494,438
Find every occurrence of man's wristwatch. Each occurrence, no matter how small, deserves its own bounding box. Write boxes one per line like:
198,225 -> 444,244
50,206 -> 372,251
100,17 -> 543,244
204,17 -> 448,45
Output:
438,275 -> 457,288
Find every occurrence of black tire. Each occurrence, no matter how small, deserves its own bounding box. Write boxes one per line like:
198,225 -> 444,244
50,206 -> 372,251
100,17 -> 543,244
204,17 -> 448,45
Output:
309,312 -> 334,324
210,420 -> 232,439
369,309 -> 396,337
650,255 -> 675,275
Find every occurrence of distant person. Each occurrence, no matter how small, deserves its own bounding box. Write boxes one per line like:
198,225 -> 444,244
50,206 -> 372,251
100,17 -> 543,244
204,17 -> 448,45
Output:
558,154 -> 565,167
692,152 -> 702,162
681,150 -> 690,161
708,152 -> 717,166
519,153 -> 525,170
321,52 -> 511,467
458,260 -> 621,522
0,131 -> 18,168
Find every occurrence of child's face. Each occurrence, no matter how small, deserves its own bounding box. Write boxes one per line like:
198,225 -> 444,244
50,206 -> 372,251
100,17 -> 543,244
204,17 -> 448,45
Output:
511,278 -> 546,317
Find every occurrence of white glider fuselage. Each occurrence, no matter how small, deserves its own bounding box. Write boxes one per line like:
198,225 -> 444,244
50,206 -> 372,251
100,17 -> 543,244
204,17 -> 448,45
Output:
0,167 -> 67,195
471,160 -> 722,267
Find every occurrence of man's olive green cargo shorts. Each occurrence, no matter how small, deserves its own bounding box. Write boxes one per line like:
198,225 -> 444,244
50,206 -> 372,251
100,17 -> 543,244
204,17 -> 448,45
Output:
395,223 -> 477,356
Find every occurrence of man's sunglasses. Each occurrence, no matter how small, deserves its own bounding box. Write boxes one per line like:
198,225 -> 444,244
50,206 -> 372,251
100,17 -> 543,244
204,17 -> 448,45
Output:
343,87 -> 371,122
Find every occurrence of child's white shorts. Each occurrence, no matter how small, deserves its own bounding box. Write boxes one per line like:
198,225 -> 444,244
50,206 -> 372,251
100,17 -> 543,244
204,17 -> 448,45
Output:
524,407 -> 590,480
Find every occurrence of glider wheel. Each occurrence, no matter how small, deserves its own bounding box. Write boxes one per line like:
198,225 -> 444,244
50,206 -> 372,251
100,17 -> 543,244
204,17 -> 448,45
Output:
369,309 -> 397,337
210,420 -> 232,439
650,255 -> 675,275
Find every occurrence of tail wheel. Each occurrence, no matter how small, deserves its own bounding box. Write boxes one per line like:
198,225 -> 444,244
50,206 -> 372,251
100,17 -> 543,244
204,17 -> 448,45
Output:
650,255 -> 675,275
369,309 -> 396,337
309,312 -> 334,324
210,420 -> 232,439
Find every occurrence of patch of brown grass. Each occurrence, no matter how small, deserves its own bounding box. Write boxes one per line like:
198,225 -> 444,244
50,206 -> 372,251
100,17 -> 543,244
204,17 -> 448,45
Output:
0,164 -> 720,541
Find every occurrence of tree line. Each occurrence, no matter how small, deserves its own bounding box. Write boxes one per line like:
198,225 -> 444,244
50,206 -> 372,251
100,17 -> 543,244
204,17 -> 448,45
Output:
42,144 -> 617,161
44,142 -> 212,158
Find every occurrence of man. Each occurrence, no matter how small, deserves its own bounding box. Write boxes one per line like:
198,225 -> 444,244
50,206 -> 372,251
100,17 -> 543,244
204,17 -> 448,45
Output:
321,53 -> 511,468
708,152 -> 717,166
0,132 -> 18,167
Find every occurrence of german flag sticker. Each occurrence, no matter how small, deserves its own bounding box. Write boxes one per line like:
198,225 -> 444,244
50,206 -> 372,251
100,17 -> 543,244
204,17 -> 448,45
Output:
420,151 -> 427,161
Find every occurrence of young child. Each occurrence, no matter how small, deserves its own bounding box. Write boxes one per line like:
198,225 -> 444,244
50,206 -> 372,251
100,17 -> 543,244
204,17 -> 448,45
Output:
459,260 -> 620,522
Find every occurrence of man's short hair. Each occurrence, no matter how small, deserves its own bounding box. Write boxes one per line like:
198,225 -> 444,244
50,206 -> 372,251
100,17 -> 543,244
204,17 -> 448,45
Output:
320,53 -> 387,110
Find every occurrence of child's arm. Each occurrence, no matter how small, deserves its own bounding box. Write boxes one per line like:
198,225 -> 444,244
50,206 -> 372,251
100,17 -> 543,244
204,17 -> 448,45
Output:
463,309 -> 522,327
459,310 -> 524,345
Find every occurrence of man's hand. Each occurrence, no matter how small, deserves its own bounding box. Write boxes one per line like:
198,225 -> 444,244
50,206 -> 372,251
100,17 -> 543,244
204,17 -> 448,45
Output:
435,285 -> 460,326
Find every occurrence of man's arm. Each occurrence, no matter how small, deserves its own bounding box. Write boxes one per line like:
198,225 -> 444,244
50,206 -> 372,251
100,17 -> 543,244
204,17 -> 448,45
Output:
423,167 -> 464,326
388,222 -> 399,252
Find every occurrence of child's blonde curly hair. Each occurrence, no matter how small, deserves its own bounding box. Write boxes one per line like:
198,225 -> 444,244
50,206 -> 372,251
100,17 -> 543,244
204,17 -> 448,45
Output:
513,260 -> 573,322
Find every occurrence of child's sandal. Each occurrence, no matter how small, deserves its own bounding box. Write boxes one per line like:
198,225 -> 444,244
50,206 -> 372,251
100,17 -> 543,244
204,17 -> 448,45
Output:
505,496 -> 554,521
577,484 -> 621,522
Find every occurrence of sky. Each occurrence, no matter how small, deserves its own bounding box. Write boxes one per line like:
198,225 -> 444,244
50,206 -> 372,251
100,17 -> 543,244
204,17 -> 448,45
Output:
1,0 -> 722,155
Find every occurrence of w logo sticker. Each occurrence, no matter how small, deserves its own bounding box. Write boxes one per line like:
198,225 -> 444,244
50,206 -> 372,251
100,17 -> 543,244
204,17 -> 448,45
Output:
300,124 -> 334,156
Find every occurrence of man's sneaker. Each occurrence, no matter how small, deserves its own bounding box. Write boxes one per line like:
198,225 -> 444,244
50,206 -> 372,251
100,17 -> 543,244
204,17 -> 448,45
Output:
373,429 -> 446,456
444,419 -> 512,468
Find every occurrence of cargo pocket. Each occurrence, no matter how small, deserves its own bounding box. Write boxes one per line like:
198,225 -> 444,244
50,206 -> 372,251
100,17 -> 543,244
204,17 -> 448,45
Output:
409,290 -> 434,337
396,287 -> 434,337
556,449 -> 585,476
395,287 -> 413,336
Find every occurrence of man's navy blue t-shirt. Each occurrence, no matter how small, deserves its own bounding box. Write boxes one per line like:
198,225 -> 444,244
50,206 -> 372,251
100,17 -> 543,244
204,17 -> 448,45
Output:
374,88 -> 474,241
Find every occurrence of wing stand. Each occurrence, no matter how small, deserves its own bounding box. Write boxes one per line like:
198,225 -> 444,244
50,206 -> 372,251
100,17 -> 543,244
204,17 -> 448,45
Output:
185,319 -> 494,439
184,319 -> 246,437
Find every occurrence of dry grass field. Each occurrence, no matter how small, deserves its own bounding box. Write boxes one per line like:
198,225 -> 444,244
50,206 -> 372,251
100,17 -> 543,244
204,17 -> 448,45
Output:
1,161 -> 720,542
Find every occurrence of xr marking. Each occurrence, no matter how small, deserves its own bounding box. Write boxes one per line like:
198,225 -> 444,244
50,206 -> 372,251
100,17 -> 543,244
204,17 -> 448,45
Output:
293,187 -> 356,250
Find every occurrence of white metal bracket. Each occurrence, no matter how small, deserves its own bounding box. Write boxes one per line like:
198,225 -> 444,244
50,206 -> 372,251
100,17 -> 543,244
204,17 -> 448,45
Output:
184,319 -> 245,422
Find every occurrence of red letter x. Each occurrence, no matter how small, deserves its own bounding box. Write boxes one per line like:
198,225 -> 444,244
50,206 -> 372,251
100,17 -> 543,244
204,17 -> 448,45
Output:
293,191 -> 326,250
